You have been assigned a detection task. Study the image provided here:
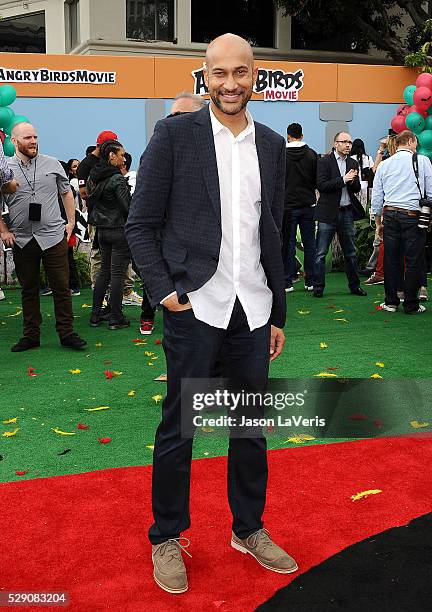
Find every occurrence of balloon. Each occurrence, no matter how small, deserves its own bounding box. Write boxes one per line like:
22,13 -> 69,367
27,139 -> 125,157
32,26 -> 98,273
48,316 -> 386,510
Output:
2,136 -> 15,157
0,85 -> 17,107
403,85 -> 416,106
0,106 -> 13,129
413,86 -> 432,111
396,104 -> 410,117
406,111 -> 425,134
425,116 -> 432,131
418,129 -> 432,149
417,146 -> 432,159
416,73 -> 432,91
409,105 -> 427,117
428,105 -> 432,116
391,114 -> 406,133
10,114 -> 30,130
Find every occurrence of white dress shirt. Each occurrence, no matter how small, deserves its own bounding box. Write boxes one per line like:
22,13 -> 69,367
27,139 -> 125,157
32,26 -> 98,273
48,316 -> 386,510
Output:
186,108 -> 272,331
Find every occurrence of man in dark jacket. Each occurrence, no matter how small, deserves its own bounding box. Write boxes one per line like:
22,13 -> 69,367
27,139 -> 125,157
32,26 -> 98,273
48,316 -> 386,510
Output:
314,132 -> 367,298
282,123 -> 317,292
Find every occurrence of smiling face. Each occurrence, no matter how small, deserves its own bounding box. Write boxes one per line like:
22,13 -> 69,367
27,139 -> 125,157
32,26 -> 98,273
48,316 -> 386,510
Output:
204,34 -> 257,117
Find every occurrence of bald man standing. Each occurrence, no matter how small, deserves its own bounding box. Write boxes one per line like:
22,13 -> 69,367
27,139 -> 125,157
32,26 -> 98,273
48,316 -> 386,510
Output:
0,122 -> 86,352
126,34 -> 297,593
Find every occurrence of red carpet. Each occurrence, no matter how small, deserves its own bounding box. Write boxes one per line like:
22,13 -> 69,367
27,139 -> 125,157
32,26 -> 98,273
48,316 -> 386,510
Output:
1,437 -> 432,611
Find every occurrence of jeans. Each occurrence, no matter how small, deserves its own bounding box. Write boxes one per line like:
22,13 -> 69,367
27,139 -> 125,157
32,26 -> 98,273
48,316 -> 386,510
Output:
282,206 -> 316,287
314,208 -> 360,291
383,210 -> 426,313
149,299 -> 270,545
92,227 -> 131,322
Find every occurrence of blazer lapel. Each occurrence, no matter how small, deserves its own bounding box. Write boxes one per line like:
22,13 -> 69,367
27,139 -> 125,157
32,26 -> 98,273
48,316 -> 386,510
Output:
255,125 -> 274,211
193,108 -> 221,226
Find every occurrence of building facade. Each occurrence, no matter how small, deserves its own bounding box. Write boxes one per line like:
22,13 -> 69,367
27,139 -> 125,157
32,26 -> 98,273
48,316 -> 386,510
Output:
0,0 -> 394,64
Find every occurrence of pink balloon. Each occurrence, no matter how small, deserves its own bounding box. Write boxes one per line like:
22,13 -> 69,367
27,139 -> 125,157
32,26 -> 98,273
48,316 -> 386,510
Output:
391,114 -> 406,133
396,104 -> 410,117
409,105 -> 428,118
416,73 -> 432,91
413,86 -> 432,111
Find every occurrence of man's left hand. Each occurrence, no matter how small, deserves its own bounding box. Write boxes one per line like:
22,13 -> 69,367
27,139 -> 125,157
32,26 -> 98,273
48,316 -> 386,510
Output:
270,325 -> 285,362
65,222 -> 74,242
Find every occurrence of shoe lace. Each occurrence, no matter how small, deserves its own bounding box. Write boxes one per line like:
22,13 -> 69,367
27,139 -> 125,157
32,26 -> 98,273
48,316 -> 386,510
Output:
247,528 -> 272,552
154,537 -> 192,563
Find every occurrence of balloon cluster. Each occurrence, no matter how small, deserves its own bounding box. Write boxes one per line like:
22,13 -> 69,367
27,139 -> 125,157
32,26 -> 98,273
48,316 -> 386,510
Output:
0,85 -> 30,157
391,73 -> 432,158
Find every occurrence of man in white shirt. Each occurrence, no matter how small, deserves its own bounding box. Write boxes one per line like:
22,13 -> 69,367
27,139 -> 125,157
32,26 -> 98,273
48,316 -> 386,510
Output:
126,33 -> 296,594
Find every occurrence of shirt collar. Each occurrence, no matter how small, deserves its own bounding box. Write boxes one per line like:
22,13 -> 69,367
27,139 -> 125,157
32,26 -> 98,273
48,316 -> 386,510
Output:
209,106 -> 255,143
14,153 -> 37,167
334,149 -> 346,162
396,148 -> 414,155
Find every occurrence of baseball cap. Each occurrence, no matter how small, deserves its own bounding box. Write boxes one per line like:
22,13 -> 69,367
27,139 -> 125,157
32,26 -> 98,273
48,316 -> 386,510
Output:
96,130 -> 118,145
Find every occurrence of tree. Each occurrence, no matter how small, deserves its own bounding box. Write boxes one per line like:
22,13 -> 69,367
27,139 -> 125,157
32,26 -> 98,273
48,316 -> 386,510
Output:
274,0 -> 432,64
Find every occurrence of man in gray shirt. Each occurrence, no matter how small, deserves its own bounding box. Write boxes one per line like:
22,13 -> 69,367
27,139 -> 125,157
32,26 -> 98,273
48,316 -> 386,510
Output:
0,122 -> 86,351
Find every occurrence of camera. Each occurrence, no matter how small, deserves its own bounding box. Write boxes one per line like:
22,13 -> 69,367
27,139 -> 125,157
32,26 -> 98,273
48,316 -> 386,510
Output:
418,197 -> 432,230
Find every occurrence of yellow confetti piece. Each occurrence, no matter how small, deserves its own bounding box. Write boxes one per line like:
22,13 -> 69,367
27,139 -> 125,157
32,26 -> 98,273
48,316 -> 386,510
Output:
319,342 -> 328,349
201,426 -> 214,433
51,427 -> 76,436
112,371 -> 123,376
315,372 -> 338,378
151,356 -> 159,360
148,362 -> 155,366
371,373 -> 383,379
334,309 -> 345,313
2,417 -> 18,425
128,390 -> 136,397
152,394 -> 163,403
81,303 -> 91,308
6,309 -> 22,317
69,368 -> 81,374
285,434 -> 316,444
84,406 -> 110,412
144,351 -> 155,357
95,342 -> 103,347
375,362 -> 385,368
334,318 -> 348,323
351,489 -> 382,501
297,310 -> 310,315
146,444 -> 154,450
2,428 -> 19,437
410,420 -> 430,429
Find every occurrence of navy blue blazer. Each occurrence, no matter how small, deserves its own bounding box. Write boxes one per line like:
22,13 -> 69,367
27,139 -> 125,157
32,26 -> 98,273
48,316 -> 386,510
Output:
125,105 -> 287,328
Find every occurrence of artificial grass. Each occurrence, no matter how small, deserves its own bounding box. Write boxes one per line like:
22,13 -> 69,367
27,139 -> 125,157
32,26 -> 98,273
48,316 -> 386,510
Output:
1,272 -> 431,483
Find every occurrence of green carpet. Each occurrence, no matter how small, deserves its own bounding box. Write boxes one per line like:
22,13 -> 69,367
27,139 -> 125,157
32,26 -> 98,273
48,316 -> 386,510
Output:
1,273 -> 431,483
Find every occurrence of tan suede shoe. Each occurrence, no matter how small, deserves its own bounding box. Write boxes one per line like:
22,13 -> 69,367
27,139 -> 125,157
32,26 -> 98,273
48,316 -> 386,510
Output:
152,538 -> 191,594
231,529 -> 298,574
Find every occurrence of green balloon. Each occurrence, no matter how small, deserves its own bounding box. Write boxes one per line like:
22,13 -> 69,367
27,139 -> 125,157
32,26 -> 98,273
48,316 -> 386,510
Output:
10,114 -> 30,130
0,106 -> 14,132
425,116 -> 432,130
0,85 -> 17,107
427,105 -> 432,116
418,146 -> 432,159
403,85 -> 416,106
406,111 -> 425,134
2,136 -> 15,157
418,129 -> 432,149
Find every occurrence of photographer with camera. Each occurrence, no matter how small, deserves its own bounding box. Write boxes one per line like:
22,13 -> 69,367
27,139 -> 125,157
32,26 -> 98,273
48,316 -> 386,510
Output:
371,130 -> 432,314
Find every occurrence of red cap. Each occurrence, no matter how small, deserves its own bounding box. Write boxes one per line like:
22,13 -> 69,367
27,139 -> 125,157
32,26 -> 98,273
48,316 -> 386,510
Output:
96,130 -> 118,145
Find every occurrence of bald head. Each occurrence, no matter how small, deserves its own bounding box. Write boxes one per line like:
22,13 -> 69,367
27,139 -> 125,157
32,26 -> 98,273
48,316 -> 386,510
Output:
11,122 -> 38,159
205,33 -> 254,71
204,33 -> 256,119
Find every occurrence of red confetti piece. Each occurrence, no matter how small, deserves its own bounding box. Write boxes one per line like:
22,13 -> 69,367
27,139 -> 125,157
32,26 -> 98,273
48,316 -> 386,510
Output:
375,305 -> 383,311
27,366 -> 37,377
98,437 -> 111,444
132,338 -> 146,344
77,423 -> 89,430
348,413 -> 368,421
326,366 -> 339,371
15,470 -> 28,476
373,419 -> 383,429
104,370 -> 114,380
154,339 -> 162,345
